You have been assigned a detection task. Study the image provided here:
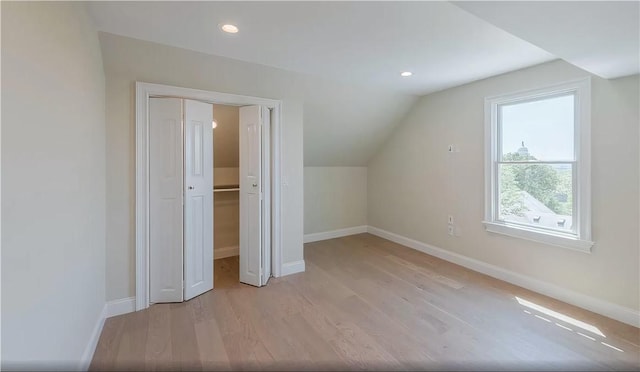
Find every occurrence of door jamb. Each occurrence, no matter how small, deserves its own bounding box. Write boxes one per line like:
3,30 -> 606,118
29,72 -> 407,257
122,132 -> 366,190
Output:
135,82 -> 283,311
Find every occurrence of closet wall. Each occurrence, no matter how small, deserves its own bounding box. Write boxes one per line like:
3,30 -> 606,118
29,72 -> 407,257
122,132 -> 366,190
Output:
213,104 -> 240,258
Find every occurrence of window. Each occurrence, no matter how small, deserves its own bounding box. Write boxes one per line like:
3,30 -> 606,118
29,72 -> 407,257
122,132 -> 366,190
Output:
484,78 -> 593,252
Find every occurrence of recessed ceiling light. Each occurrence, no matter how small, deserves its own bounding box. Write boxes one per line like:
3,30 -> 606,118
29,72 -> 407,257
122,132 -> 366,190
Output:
221,24 -> 239,34
212,120 -> 217,129
400,71 -> 413,77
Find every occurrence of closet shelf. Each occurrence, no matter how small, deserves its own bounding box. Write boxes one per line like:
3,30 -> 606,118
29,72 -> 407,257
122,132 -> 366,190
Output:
213,184 -> 240,193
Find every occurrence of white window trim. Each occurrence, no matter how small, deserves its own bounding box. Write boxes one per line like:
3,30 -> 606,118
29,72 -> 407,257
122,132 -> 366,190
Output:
483,77 -> 593,253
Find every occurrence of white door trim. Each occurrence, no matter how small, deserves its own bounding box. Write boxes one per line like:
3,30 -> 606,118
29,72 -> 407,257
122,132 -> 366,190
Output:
135,82 -> 283,311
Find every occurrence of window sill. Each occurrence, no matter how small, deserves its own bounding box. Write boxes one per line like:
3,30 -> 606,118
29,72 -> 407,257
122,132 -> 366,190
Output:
482,221 -> 593,253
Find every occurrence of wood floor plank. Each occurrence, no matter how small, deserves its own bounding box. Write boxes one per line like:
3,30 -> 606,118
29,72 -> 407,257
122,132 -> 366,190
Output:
116,308 -> 149,370
283,264 -> 408,370
280,312 -> 348,369
170,302 -> 202,371
194,317 -> 231,370
91,234 -> 640,370
212,289 -> 275,370
89,314 -> 126,371
144,303 -> 173,371
190,296 -> 232,370
226,285 -> 310,366
299,259 -> 440,364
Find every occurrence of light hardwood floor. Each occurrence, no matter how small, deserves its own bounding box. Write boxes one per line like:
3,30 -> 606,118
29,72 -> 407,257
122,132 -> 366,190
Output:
91,233 -> 639,370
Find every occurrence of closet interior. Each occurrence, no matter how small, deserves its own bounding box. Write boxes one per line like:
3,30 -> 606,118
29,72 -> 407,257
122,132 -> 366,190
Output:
212,104 -> 240,284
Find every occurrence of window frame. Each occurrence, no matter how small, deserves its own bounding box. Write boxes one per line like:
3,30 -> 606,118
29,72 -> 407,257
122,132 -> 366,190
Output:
483,78 -> 593,253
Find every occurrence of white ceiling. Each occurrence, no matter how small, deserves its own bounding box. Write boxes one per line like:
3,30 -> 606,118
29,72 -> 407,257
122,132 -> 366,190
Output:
454,1 -> 639,79
87,1 -> 556,95
98,32 -> 417,166
88,1 -> 638,166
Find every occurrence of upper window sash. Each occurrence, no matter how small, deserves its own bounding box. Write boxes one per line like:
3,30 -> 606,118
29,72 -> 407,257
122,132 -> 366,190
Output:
496,91 -> 577,163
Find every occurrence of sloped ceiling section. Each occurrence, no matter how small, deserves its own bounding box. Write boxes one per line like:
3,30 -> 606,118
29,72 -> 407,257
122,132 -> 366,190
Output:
454,1 -> 640,79
98,32 -> 417,166
87,1 -> 554,95
302,80 -> 419,166
87,1 -> 559,166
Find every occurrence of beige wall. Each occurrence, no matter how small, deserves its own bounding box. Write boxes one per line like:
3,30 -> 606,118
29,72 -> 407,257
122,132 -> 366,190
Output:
304,167 -> 368,234
214,168 -> 239,187
368,60 -> 639,311
101,33 -> 304,300
213,104 -> 240,251
214,192 -> 240,251
1,2 -> 106,366
213,104 -> 239,168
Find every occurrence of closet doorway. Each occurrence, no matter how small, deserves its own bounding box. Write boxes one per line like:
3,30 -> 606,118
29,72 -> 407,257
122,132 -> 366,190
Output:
212,104 -> 272,289
135,82 -> 282,311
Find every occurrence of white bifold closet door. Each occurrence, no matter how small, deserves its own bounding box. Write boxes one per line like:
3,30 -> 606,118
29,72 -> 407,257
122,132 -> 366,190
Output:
149,98 -> 214,303
149,98 -> 184,303
239,105 -> 271,287
183,99 -> 214,300
261,106 -> 271,285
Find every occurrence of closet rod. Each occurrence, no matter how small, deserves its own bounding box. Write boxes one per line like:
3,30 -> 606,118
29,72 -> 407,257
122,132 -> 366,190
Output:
213,188 -> 240,193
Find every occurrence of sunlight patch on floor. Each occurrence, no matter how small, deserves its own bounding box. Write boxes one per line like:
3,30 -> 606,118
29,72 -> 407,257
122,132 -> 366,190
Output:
555,323 -> 572,331
534,314 -> 552,323
601,342 -> 624,352
516,296 -> 605,337
577,332 -> 596,341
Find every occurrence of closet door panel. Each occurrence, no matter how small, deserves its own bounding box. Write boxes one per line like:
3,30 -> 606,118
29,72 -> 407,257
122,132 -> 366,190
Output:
184,99 -> 214,300
261,106 -> 271,284
239,105 -> 263,287
149,97 -> 183,303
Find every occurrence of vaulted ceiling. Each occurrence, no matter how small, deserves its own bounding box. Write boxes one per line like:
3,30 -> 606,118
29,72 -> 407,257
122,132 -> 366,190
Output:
454,1 -> 639,80
87,1 -> 638,166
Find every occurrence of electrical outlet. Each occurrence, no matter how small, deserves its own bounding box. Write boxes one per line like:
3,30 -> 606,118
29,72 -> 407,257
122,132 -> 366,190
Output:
447,225 -> 454,236
448,215 -> 454,224
454,225 -> 462,237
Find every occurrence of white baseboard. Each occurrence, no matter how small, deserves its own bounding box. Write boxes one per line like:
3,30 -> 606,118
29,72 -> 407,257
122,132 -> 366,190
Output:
78,297 -> 137,370
214,245 -> 239,259
78,303 -> 108,371
367,226 -> 640,328
106,297 -> 136,318
304,225 -> 368,243
281,260 -> 305,276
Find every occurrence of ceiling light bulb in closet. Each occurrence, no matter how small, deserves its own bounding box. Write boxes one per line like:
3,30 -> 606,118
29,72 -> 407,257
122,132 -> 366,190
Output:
221,24 -> 239,33
212,120 -> 217,129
